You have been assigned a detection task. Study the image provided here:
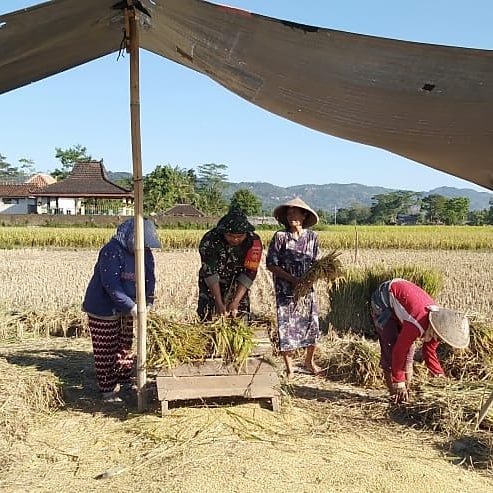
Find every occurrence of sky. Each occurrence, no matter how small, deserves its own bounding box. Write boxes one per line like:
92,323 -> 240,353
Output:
1,0 -> 492,192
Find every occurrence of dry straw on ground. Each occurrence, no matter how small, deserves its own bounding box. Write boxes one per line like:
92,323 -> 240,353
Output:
0,357 -> 63,472
1,248 -> 493,488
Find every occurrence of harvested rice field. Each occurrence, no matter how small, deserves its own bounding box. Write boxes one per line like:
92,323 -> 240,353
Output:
1,248 -> 493,492
1,248 -> 492,320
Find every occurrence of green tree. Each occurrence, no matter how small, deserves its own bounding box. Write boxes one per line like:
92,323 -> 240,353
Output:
487,198 -> 493,225
0,154 -> 19,180
114,176 -> 133,190
369,191 -> 419,224
0,154 -> 37,181
333,207 -> 351,225
195,163 -> 228,215
143,164 -> 196,214
441,197 -> 470,225
52,144 -> 92,180
316,208 -> 331,225
17,158 -> 36,179
467,209 -> 487,226
229,189 -> 262,216
421,194 -> 447,224
347,203 -> 372,224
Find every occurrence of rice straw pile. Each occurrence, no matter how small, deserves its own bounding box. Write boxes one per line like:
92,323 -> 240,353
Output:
294,250 -> 344,300
390,380 -> 493,436
316,334 -> 383,388
146,314 -> 257,369
0,308 -> 88,339
440,321 -> 493,382
0,358 -> 63,466
327,265 -> 443,338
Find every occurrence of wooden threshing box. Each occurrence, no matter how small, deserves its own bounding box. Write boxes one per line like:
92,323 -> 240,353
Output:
156,330 -> 281,415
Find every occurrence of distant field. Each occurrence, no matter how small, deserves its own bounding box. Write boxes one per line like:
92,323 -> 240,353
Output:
0,225 -> 492,250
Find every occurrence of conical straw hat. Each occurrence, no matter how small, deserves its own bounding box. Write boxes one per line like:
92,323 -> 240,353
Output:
273,197 -> 319,228
429,308 -> 470,349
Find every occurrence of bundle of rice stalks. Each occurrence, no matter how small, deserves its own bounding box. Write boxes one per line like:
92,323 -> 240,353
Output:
210,317 -> 255,367
327,265 -> 442,338
146,316 -> 211,369
0,307 -> 88,340
440,321 -> 493,382
294,250 -> 344,300
389,380 -> 493,437
317,334 -> 383,388
0,358 -> 63,465
146,314 -> 256,369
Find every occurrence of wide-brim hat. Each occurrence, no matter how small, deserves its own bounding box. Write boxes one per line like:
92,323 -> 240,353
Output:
429,308 -> 470,349
273,197 -> 319,228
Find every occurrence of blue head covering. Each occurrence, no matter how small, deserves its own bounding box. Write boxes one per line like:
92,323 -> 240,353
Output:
113,218 -> 161,252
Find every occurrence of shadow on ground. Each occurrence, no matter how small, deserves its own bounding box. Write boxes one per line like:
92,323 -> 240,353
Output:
1,341 -> 161,419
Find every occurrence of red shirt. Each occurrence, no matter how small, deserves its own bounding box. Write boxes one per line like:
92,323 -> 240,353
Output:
388,279 -> 444,383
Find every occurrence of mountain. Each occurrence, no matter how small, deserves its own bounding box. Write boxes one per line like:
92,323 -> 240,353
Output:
426,186 -> 492,211
107,171 -> 132,183
224,182 -> 493,212
106,171 -> 492,212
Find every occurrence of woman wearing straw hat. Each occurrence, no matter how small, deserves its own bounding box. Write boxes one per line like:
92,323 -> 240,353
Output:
370,278 -> 470,404
197,209 -> 263,321
266,197 -> 322,379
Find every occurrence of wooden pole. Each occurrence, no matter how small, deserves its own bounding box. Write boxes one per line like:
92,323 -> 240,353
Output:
127,4 -> 147,412
476,390 -> 493,430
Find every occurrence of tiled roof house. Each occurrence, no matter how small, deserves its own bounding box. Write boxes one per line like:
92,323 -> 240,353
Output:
0,173 -> 55,214
25,173 -> 56,187
39,160 -> 132,198
35,160 -> 134,215
163,204 -> 205,217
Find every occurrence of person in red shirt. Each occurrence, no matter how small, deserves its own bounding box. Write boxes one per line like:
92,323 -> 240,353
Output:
370,278 -> 470,403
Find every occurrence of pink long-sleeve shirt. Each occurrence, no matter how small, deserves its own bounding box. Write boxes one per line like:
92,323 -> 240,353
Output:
388,279 -> 444,383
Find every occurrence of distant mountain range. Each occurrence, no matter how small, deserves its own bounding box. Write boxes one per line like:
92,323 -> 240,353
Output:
107,172 -> 492,212
224,182 -> 493,212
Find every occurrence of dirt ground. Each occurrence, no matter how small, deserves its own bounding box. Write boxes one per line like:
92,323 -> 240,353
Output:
1,337 -> 492,493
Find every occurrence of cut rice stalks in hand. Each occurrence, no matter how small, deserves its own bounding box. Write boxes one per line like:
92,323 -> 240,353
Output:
294,250 -> 344,300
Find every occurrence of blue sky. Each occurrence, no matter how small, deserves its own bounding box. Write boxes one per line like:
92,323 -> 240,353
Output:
1,1 -> 492,192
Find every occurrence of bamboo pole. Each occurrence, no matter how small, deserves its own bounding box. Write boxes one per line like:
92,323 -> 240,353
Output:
476,390 -> 493,430
127,4 -> 147,412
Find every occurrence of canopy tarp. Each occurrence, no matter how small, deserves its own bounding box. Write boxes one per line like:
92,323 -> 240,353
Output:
1,0 -> 492,190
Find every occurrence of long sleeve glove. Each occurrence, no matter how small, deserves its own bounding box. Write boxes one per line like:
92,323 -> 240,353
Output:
130,304 -> 138,318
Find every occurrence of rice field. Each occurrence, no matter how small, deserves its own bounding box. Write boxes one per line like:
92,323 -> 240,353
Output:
2,237 -> 493,466
0,225 -> 492,250
0,247 -> 492,323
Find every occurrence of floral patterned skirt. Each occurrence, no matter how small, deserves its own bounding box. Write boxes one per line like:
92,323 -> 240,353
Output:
276,293 -> 319,351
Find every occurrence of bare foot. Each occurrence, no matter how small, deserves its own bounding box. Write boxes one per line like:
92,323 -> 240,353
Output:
305,364 -> 323,376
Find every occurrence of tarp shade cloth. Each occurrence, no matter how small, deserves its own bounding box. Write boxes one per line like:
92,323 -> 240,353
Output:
1,0 -> 492,190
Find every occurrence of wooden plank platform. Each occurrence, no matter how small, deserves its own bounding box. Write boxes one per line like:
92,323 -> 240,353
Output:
156,354 -> 281,416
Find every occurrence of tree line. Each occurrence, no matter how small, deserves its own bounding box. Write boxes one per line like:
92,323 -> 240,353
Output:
325,191 -> 493,226
0,146 -> 263,218
2,147 -> 493,226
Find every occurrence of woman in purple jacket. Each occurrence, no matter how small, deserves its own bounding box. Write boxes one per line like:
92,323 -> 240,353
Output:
83,218 -> 161,403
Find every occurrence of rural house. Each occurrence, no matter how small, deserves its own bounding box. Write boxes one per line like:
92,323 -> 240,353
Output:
396,213 -> 420,226
0,173 -> 55,214
162,204 -> 205,217
35,160 -> 134,215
